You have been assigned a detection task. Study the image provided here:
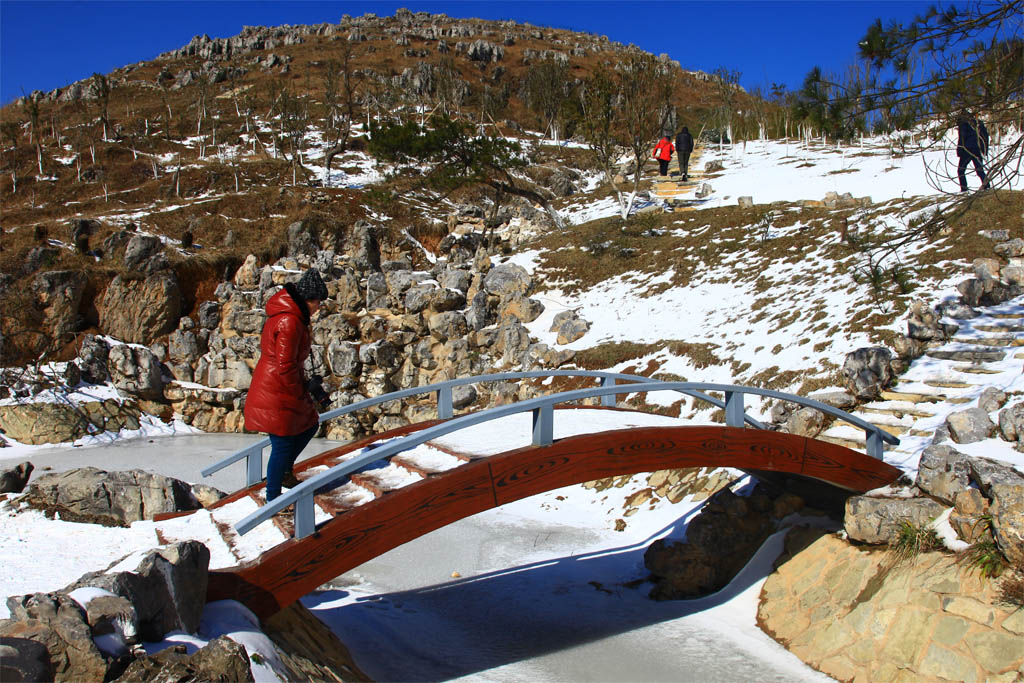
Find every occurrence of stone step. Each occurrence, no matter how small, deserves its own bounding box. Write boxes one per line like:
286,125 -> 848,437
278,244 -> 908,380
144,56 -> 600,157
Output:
819,435 -> 867,450
1016,352 -> 1024,360
848,411 -> 914,427
879,390 -> 947,404
974,324 -> 1024,333
860,405 -> 935,419
820,434 -> 916,451
990,313 -> 1024,320
954,365 -> 1004,375
952,337 -> 1024,348
926,348 -> 1006,362
912,379 -> 973,389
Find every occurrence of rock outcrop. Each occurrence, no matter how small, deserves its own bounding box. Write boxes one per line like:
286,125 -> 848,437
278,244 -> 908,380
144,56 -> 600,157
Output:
644,485 -> 806,599
22,467 -> 202,527
758,529 -> 1024,682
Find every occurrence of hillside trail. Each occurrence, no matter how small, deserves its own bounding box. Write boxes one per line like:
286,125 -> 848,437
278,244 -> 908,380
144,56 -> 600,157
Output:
819,298 -> 1024,467
647,144 -> 709,212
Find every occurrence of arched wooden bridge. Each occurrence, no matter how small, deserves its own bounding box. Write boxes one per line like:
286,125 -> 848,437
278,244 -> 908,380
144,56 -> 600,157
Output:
200,372 -> 902,618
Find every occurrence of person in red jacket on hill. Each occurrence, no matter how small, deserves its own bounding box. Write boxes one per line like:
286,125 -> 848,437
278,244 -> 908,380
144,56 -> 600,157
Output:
244,267 -> 329,503
653,134 -> 674,177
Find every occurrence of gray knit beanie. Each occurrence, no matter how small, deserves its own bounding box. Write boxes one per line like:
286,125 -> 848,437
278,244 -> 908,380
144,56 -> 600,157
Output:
294,268 -> 328,301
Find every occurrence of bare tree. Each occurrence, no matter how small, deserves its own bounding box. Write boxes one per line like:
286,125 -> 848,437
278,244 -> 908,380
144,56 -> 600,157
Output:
91,73 -> 111,141
799,0 -> 1023,194
579,51 -> 675,219
525,56 -> 571,143
20,92 -> 44,175
322,45 -> 361,186
1,120 -> 20,193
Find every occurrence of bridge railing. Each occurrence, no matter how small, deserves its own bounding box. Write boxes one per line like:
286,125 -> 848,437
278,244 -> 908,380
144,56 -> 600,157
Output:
232,380 -> 899,539
201,370 -> 764,486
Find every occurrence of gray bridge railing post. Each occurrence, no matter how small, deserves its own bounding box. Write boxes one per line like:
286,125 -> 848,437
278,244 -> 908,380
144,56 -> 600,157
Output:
601,376 -> 617,407
245,443 -> 267,487
532,404 -> 554,446
724,390 -> 745,428
437,385 -> 454,419
295,494 -> 316,538
866,429 -> 884,461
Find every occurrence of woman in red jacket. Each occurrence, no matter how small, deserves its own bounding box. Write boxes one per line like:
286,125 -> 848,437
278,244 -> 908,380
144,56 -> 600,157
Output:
244,267 -> 329,502
653,134 -> 674,177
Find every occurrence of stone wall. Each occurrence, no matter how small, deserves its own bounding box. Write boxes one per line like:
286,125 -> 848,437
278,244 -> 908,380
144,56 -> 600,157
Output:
758,528 -> 1024,682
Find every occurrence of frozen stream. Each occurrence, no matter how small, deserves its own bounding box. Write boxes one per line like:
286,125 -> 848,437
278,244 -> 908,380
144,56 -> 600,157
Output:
6,433 -> 833,682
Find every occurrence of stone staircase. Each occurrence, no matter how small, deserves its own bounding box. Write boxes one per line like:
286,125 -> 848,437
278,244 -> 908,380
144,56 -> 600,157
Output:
819,300 -> 1024,470
647,148 -> 707,211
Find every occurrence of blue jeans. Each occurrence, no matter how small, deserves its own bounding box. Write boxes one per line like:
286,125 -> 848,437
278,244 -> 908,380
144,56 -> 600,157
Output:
266,425 -> 318,501
957,154 -> 986,191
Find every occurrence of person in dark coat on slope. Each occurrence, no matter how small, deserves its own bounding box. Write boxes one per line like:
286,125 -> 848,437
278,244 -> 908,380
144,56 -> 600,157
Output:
675,126 -> 695,181
244,267 -> 329,503
956,113 -> 989,192
653,134 -> 674,177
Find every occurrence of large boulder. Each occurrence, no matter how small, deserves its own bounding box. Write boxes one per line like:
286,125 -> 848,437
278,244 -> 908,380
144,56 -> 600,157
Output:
0,461 -> 33,493
998,400 -> 1024,443
0,594 -> 107,683
842,347 -> 894,400
348,220 -> 381,273
99,272 -> 182,344
32,270 -> 88,337
914,444 -> 971,505
493,320 -> 532,367
2,542 -> 213,681
115,635 -> 253,682
122,234 -> 167,272
76,334 -> 110,384
967,457 -> 1024,566
556,317 -> 590,345
945,406 -> 996,444
483,263 -> 532,298
0,636 -> 53,682
844,494 -> 946,544
500,295 -> 543,324
0,403 -> 90,445
64,541 -> 211,641
906,300 -> 958,341
783,407 -> 825,438
205,348 -> 253,390
107,344 -> 164,400
286,220 -> 321,258
23,467 -> 200,527
326,340 -> 361,378
233,254 -> 261,288
427,311 -> 468,342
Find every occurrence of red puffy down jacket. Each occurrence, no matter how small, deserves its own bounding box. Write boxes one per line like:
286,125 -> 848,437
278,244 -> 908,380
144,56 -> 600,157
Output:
243,285 -> 318,436
653,137 -> 674,161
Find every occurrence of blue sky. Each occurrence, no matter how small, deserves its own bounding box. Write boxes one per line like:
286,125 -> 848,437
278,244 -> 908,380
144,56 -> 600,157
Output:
1,0 -> 931,106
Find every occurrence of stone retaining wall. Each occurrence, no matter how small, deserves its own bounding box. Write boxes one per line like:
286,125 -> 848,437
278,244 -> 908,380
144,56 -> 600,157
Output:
758,528 -> 1023,682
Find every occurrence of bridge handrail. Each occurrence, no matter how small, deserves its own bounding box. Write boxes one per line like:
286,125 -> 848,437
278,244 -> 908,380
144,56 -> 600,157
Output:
201,370 -> 762,483
234,380 -> 899,539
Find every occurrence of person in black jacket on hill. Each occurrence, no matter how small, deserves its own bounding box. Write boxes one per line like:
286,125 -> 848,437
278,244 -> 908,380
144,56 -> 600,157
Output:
956,113 -> 989,192
675,127 -> 695,181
